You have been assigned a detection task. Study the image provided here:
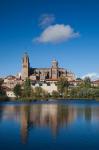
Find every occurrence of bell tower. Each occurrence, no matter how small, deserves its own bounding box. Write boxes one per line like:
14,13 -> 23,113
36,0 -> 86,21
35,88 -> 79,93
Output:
22,52 -> 30,80
51,59 -> 58,79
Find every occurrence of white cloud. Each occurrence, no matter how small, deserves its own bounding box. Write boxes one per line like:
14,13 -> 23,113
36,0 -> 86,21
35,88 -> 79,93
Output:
34,24 -> 79,43
82,73 -> 99,81
39,14 -> 55,28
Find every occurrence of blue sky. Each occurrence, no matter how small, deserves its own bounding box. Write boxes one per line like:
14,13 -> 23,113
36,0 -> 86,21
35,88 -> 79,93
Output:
0,0 -> 99,79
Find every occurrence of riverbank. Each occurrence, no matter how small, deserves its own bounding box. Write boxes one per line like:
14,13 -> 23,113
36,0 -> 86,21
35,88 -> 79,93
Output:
0,96 -> 10,101
1,99 -> 99,106
1,94 -> 99,102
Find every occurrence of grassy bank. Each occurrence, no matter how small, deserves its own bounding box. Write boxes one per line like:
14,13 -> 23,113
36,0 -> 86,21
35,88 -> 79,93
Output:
0,96 -> 10,101
13,96 -> 97,102
0,95 -> 98,102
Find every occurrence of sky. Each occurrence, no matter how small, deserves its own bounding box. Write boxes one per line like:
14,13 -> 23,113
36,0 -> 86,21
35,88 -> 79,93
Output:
0,0 -> 99,79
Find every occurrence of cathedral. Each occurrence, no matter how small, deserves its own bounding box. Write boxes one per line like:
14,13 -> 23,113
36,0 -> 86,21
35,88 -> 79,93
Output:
22,53 -> 75,82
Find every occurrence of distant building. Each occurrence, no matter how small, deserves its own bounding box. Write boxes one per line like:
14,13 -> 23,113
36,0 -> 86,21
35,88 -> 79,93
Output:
1,53 -> 77,95
92,80 -> 99,87
22,53 -> 75,82
31,82 -> 57,94
2,75 -> 23,89
6,90 -> 16,98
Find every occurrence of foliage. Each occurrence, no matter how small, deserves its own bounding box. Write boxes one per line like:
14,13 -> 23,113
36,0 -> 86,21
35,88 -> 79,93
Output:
63,87 -> 68,98
34,87 -> 43,98
0,78 -> 4,86
23,78 -> 31,97
0,79 -> 5,96
52,91 -> 60,98
69,86 -> 99,99
69,87 -> 78,98
0,89 -> 5,96
84,77 -> 91,88
6,76 -> 99,101
13,84 -> 22,98
76,78 -> 82,81
57,77 -> 69,96
41,90 -> 49,99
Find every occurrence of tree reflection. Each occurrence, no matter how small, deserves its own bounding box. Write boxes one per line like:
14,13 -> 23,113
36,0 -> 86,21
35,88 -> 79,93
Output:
84,107 -> 92,122
0,103 -> 99,144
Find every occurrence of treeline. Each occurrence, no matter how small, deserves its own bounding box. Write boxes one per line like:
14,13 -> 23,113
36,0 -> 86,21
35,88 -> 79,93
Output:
0,78 -> 9,101
13,78 -> 58,100
69,77 -> 99,99
13,77 -> 99,100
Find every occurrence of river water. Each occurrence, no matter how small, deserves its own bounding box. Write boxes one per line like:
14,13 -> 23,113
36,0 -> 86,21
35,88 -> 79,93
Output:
0,100 -> 99,150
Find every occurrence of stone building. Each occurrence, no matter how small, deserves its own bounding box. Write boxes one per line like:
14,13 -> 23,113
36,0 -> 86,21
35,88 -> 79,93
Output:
3,75 -> 23,89
22,53 -> 75,81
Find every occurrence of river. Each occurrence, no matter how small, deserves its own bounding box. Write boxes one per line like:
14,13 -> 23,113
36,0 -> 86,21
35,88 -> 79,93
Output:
0,100 -> 99,150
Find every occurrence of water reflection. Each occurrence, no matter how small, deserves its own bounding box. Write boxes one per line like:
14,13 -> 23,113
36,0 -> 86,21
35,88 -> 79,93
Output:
0,103 -> 99,144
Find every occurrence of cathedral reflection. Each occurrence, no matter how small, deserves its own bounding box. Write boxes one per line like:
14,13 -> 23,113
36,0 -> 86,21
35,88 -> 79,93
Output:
0,103 -> 99,144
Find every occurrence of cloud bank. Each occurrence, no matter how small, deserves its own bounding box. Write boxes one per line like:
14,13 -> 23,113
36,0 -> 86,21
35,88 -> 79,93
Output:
34,24 -> 79,44
82,73 -> 99,81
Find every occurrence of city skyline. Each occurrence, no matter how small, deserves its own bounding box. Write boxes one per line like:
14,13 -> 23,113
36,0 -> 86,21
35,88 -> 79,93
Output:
0,0 -> 99,80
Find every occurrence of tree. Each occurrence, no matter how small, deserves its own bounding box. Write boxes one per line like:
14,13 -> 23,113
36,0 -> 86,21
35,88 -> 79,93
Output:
0,88 -> 5,96
69,88 -> 78,98
0,79 -> 5,96
76,78 -> 82,81
23,78 -> 31,97
64,87 -> 69,98
0,78 -> 3,86
57,77 -> 69,97
52,90 -> 59,99
34,87 -> 43,98
84,77 -> 91,88
78,88 -> 88,98
94,89 -> 99,98
13,84 -> 22,98
41,90 -> 49,99
31,88 -> 35,98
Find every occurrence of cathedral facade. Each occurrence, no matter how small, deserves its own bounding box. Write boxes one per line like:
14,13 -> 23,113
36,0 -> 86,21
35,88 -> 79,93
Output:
22,53 -> 75,82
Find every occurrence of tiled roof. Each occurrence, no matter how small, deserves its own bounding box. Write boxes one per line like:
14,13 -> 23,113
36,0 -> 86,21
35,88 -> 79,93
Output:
92,80 -> 99,83
70,80 -> 82,83
46,78 -> 59,81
